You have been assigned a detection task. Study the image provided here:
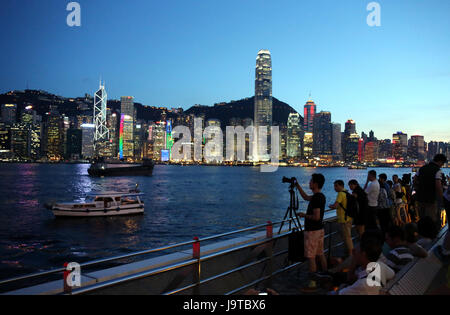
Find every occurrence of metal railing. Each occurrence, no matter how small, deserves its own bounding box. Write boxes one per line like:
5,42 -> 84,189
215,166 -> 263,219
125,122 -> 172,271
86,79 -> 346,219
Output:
0,209 -> 341,295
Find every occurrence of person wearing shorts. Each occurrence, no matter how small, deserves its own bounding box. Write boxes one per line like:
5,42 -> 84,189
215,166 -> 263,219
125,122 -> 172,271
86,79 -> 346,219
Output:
295,173 -> 327,292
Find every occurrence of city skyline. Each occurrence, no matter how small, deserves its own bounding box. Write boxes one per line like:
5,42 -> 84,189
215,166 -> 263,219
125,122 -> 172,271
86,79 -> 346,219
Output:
1,0 -> 450,142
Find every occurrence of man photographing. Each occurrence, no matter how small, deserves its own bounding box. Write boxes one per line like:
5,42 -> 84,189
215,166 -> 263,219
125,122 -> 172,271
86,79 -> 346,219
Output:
293,173 -> 327,292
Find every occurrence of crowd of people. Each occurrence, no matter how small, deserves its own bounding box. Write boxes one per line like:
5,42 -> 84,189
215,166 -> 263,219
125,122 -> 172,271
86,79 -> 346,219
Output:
292,153 -> 450,295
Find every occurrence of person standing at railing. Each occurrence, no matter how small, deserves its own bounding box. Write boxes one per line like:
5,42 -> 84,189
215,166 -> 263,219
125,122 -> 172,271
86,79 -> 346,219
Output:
364,170 -> 380,230
294,173 -> 328,293
378,174 -> 393,235
415,154 -> 448,229
329,180 -> 354,257
348,179 -> 369,237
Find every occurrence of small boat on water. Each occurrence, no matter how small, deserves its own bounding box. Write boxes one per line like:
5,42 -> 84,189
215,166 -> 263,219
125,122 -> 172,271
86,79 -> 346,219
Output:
46,190 -> 145,217
88,159 -> 154,177
348,165 -> 367,170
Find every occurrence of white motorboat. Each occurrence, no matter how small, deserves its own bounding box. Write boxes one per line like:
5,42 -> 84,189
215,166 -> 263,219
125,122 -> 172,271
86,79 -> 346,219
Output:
47,191 -> 145,217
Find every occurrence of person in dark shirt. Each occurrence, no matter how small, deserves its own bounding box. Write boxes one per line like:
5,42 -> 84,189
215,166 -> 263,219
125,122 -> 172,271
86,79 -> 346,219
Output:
348,179 -> 369,238
294,173 -> 327,292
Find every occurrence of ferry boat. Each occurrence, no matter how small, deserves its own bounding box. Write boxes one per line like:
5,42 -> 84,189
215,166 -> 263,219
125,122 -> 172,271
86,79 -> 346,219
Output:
88,159 -> 154,177
348,165 -> 367,170
47,191 -> 145,217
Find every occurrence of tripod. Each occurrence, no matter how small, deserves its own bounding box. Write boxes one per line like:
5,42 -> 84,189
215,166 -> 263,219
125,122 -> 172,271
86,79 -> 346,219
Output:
278,181 -> 303,234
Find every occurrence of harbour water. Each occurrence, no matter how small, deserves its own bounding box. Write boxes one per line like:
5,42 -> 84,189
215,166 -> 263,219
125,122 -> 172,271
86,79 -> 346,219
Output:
0,163 -> 447,281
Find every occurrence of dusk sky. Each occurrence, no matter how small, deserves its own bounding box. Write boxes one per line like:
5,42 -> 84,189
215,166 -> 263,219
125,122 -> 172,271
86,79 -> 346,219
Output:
1,0 -> 449,142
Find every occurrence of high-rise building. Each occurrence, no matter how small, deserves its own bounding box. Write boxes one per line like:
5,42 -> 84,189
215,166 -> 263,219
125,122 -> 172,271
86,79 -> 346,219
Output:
1,104 -> 17,125
120,96 -> 135,159
392,132 -> 408,161
312,111 -> 332,158
45,113 -> 64,161
151,121 -> 167,162
344,120 -> 356,136
409,135 -> 425,162
254,49 -> 272,161
30,123 -> 42,160
332,123 -> 342,160
303,99 -> 316,133
345,133 -> 360,163
364,141 -> 379,162
0,123 -> 11,152
10,123 -> 31,159
81,124 -> 95,159
108,112 -> 119,158
378,139 -> 392,159
303,132 -> 313,160
343,119 -> 357,162
286,113 -> 303,160
93,82 -> 109,156
66,128 -> 82,160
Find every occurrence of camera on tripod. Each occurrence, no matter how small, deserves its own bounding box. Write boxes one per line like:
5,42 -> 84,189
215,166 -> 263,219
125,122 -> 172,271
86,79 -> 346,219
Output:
282,177 -> 297,185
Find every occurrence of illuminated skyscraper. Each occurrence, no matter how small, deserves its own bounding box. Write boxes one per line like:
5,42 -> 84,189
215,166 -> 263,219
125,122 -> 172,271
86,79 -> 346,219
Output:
45,113 -> 64,161
120,96 -> 135,159
343,119 -> 357,162
392,131 -> 408,161
286,113 -> 302,160
303,99 -> 316,133
93,81 -> 109,156
332,123 -> 342,160
11,123 -> 31,159
254,50 -> 272,161
409,135 -> 425,162
312,111 -> 332,158
81,124 -> 95,159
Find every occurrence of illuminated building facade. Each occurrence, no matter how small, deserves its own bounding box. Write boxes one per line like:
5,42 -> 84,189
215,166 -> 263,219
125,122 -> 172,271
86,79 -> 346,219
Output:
151,121 -> 167,161
303,100 -> 316,133
45,114 -> 64,161
364,141 -> 379,162
286,113 -> 302,160
343,119 -> 357,162
332,123 -> 342,160
313,111 -> 332,158
303,132 -> 313,160
1,104 -> 17,125
81,124 -> 95,159
409,135 -> 425,162
345,133 -> 360,163
11,123 -> 31,159
93,82 -> 109,156
392,131 -> 408,161
120,96 -> 135,159
108,112 -> 119,158
0,123 -> 10,152
254,49 -> 272,161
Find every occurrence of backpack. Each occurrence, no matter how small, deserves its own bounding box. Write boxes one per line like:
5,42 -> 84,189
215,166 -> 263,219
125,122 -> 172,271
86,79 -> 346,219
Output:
340,191 -> 359,220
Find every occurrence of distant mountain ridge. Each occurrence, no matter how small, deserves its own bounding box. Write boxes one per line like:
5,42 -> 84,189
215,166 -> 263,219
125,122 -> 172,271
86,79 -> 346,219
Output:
184,96 -> 300,126
0,90 -> 301,126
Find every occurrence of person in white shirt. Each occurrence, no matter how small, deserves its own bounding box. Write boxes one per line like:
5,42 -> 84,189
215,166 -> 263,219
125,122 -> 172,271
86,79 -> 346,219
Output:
336,234 -> 395,295
364,170 -> 380,230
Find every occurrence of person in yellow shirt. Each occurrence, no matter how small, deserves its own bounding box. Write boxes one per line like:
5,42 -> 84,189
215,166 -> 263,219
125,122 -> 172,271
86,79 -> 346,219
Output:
329,180 -> 354,257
